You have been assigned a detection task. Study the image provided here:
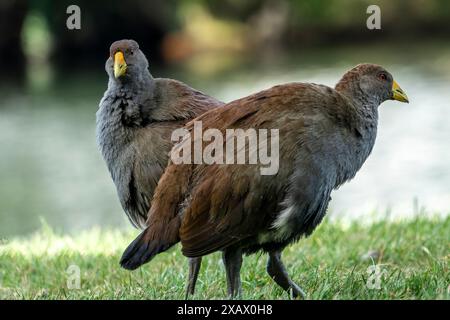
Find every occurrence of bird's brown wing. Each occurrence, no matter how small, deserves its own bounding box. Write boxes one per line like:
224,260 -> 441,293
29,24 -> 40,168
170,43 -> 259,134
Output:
125,121 -> 182,228
151,78 -> 224,122
177,84 -> 320,257
179,165 -> 281,257
141,88 -> 267,243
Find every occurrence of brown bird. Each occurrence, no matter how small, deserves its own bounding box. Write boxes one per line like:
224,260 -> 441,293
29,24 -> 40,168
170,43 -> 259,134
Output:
96,39 -> 224,295
120,64 -> 409,298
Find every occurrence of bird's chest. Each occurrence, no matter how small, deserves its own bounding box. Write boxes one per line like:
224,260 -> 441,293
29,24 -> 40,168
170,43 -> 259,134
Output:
97,109 -> 130,161
96,96 -> 142,189
334,126 -> 377,187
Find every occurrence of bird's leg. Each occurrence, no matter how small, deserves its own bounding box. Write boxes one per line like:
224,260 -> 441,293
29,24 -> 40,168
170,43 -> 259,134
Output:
267,250 -> 306,299
185,257 -> 202,299
222,248 -> 243,299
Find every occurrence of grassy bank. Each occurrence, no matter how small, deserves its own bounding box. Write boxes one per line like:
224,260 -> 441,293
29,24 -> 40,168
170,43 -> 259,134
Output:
0,216 -> 448,300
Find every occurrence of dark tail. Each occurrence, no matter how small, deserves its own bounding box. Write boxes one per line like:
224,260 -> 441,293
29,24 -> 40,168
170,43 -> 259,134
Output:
120,219 -> 180,270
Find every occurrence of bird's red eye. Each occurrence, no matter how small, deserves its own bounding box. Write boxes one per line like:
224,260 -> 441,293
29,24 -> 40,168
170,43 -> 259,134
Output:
379,73 -> 387,81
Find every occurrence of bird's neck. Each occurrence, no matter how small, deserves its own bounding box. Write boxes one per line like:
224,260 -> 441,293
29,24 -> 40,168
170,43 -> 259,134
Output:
333,79 -> 380,185
335,77 -> 380,128
98,70 -> 156,163
108,70 -> 155,103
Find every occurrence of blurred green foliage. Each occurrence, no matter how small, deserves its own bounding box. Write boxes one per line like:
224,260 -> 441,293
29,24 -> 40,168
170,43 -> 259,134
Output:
1,0 -> 450,75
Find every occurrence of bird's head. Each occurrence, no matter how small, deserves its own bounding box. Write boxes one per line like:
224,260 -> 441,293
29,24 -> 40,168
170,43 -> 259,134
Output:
336,63 -> 409,106
106,39 -> 149,82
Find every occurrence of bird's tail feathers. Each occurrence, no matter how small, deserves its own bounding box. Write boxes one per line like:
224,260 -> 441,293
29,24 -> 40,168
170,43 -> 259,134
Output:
120,218 -> 180,270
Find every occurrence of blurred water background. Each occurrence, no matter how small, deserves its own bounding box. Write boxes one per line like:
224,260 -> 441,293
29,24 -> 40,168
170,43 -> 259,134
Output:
0,0 -> 449,237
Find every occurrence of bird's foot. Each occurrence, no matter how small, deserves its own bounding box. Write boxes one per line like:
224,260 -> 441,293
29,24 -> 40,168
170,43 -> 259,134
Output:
288,282 -> 306,299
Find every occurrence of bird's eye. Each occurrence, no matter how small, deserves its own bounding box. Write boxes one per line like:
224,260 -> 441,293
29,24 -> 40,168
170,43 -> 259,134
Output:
129,50 -> 134,55
378,73 -> 387,81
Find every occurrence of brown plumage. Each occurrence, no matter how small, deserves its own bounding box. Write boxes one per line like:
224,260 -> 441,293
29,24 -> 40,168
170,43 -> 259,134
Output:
120,64 -> 409,298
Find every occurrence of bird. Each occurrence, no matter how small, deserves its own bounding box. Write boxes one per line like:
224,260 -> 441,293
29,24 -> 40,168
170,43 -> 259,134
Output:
119,63 -> 409,298
96,39 -> 224,296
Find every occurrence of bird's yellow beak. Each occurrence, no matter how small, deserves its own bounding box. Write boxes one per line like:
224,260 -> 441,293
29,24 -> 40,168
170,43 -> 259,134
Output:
392,80 -> 409,103
114,51 -> 127,78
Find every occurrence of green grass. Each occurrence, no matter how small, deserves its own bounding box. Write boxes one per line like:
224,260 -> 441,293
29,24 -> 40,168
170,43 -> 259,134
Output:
0,216 -> 448,300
